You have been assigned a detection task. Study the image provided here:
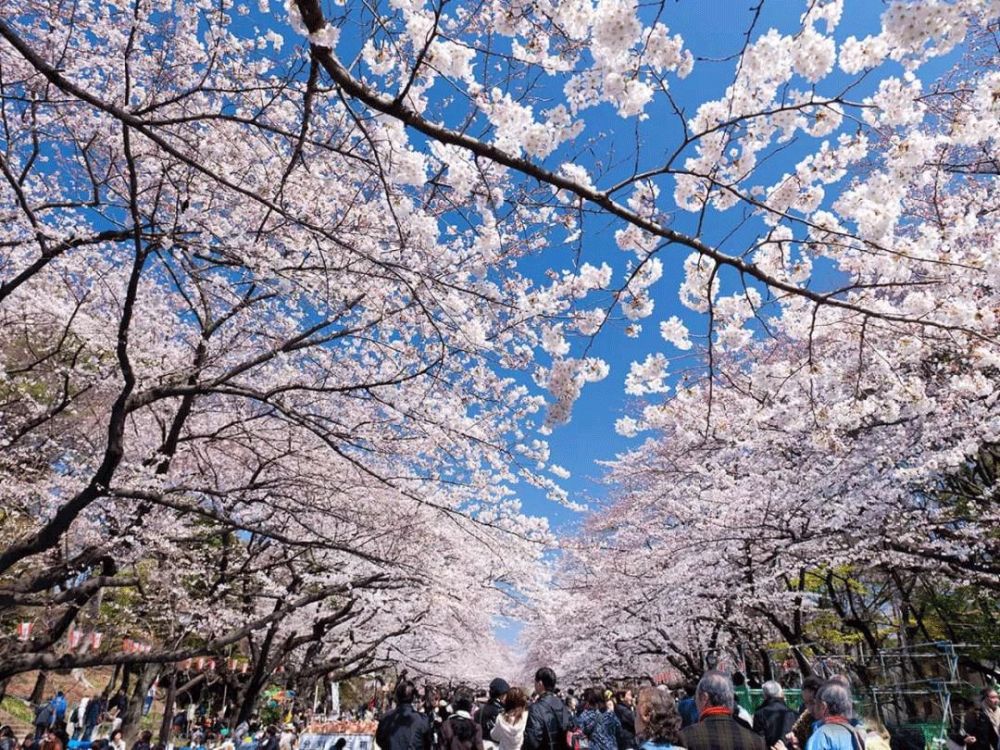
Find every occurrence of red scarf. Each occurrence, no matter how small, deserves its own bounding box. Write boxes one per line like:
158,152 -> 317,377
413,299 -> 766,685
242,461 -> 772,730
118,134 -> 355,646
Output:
699,707 -> 733,720
823,717 -> 854,728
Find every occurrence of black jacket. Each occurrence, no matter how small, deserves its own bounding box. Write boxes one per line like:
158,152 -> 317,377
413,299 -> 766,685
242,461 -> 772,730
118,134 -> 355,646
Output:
614,704 -> 636,750
681,715 -> 766,750
525,694 -> 573,750
376,704 -> 433,750
752,699 -> 797,748
480,701 -> 504,740
964,708 -> 1000,750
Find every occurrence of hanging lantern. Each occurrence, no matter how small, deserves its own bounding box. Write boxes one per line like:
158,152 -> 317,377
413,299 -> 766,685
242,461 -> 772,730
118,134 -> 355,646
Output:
90,631 -> 103,649
206,659 -> 216,671
17,622 -> 33,641
180,658 -> 192,670
240,662 -> 248,675
228,659 -> 237,671
68,628 -> 83,648
123,638 -> 134,653
195,657 -> 205,671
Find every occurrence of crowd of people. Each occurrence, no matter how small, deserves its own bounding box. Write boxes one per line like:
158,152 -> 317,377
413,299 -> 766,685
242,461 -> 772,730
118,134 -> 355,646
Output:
4,672 -> 995,750
374,669 -> 1000,750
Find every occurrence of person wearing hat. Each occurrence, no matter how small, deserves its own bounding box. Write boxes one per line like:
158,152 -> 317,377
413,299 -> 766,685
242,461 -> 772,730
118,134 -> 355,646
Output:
480,679 -> 510,747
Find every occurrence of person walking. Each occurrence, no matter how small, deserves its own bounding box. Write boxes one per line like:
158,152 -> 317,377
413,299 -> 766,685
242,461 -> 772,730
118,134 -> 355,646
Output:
51,695 -> 67,726
1,727 -> 17,750
491,688 -> 529,750
34,701 -> 55,741
785,677 -> 824,750
38,731 -> 61,750
579,688 -> 621,750
752,682 -> 797,749
634,687 -> 682,750
803,683 -> 864,750
614,691 -> 637,750
133,730 -> 154,750
524,669 -> 573,750
260,727 -> 281,750
676,686 -> 698,730
376,680 -> 432,750
959,688 -> 1000,750
440,689 -> 483,750
481,680 -> 510,749
679,671 -> 764,750
83,696 -> 103,741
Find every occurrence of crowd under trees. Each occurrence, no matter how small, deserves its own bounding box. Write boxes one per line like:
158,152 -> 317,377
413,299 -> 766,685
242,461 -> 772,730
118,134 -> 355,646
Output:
1,0 -> 998,739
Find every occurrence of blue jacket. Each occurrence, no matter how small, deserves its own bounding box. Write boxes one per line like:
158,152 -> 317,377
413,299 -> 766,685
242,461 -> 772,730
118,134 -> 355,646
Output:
805,722 -> 864,750
579,710 -> 621,750
51,696 -> 67,721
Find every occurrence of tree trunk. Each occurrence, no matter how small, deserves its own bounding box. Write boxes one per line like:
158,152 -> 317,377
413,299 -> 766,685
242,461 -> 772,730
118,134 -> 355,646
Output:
29,671 -> 48,704
121,663 -> 158,745
234,664 -> 268,728
120,663 -> 132,699
158,671 -> 177,746
103,664 -> 121,698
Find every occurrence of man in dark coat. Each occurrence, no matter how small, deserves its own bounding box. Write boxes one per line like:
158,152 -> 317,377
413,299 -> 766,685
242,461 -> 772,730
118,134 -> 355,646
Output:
376,680 -> 432,750
680,671 -> 765,750
480,679 -> 509,742
33,702 -> 54,741
752,682 -> 797,749
83,696 -> 103,741
960,688 -> 1000,750
614,691 -> 637,750
524,668 -> 573,750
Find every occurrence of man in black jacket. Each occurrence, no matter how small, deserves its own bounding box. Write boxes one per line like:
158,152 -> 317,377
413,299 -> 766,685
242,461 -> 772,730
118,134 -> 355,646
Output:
680,671 -> 764,750
481,679 -> 510,743
959,688 -> 1000,750
525,668 -> 573,750
377,680 -> 432,750
614,691 -> 637,750
752,682 -> 797,749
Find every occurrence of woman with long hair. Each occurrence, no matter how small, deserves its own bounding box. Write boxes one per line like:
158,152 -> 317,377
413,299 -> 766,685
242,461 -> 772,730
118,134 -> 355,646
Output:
440,689 -> 484,750
491,688 -> 529,750
634,687 -> 682,750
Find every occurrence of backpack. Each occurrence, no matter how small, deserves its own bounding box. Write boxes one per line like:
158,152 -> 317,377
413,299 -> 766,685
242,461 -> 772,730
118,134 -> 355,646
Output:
566,728 -> 589,750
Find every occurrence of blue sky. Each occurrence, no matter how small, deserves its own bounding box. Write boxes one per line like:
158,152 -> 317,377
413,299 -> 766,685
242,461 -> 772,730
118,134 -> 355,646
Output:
253,0 -> 956,533
508,0 -> 890,532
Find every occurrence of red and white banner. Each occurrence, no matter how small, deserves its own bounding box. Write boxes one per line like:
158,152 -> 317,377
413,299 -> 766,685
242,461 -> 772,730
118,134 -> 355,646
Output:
206,659 -> 216,671
240,662 -> 249,674
123,638 -> 135,653
91,631 -> 103,649
17,622 -> 33,641
195,657 -> 205,671
68,628 -> 83,648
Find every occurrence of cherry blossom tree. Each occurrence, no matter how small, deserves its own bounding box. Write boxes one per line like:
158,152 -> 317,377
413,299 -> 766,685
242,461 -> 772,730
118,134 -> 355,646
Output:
521,11 -> 1000,683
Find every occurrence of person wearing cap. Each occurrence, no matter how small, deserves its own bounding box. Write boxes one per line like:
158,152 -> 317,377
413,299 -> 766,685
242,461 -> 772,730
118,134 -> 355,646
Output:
481,679 -> 510,746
